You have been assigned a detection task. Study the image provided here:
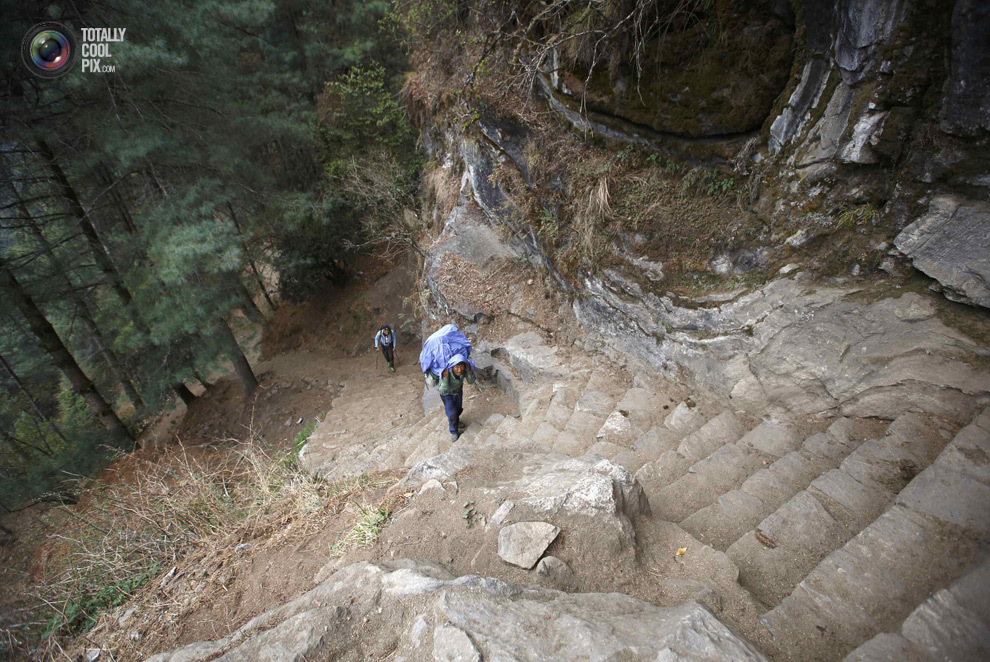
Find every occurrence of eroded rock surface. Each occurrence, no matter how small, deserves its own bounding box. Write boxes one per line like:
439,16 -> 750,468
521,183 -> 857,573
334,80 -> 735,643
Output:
146,560 -> 767,662
895,195 -> 990,309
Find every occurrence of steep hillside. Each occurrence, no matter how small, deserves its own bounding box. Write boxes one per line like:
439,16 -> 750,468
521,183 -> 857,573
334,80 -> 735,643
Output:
16,2 -> 990,661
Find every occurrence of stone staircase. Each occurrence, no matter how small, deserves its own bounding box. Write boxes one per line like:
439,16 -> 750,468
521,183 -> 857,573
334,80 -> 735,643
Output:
299,333 -> 990,661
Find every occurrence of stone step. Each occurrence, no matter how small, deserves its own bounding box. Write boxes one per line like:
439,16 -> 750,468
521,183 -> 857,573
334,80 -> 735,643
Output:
582,440 -> 626,461
530,421 -> 560,449
654,443 -> 770,523
628,426 -> 681,463
845,557 -> 990,662
758,408 -> 990,659
574,389 -> 615,418
680,418 -> 862,550
514,392 -> 554,439
609,448 -> 650,474
676,411 -> 746,460
654,420 -> 799,523
636,411 -> 747,504
614,387 -> 661,429
550,430 -> 585,457
727,414 -> 950,607
663,402 -> 706,436
563,410 -> 610,454
469,414 -> 506,448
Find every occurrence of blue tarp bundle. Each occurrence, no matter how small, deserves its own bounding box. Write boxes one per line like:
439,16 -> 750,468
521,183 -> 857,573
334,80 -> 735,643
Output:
419,324 -> 474,376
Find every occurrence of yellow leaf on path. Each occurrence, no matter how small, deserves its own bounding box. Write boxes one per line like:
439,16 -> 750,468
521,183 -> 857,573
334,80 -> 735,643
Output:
676,547 -> 687,557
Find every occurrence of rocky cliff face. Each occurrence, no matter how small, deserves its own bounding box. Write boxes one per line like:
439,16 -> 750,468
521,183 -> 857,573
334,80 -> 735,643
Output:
414,0 -> 990,424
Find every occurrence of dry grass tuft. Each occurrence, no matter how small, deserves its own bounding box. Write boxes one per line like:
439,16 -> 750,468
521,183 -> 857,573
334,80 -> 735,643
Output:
5,430 -> 399,661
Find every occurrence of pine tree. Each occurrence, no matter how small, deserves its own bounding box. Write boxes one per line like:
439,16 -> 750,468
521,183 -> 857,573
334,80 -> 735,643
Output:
0,255 -> 132,444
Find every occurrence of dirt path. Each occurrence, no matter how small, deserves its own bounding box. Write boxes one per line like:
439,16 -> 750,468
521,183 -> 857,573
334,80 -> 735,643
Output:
0,254 -> 433,661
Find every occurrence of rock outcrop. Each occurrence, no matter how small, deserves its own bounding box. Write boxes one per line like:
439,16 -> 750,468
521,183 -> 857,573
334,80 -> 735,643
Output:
894,195 -> 990,308
147,560 -> 768,662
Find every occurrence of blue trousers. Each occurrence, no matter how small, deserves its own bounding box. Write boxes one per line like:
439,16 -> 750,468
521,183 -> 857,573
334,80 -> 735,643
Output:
440,391 -> 463,435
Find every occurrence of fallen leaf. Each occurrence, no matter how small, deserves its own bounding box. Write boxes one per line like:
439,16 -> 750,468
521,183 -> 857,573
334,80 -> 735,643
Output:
675,547 -> 687,557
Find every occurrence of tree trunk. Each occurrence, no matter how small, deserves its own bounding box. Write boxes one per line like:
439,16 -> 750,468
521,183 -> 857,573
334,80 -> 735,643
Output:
228,202 -> 277,311
234,276 -> 265,323
215,316 -> 257,396
36,140 -> 136,312
0,352 -> 66,450
14,191 -> 145,412
0,258 -> 133,444
35,142 -> 195,408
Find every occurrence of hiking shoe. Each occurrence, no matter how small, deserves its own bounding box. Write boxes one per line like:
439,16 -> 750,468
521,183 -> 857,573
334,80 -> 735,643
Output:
389,365 -> 395,372
457,422 -> 467,431
450,432 -> 460,442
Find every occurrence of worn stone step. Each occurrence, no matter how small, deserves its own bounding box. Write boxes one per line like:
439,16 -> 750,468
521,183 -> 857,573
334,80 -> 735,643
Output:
663,402 -> 706,436
808,414 -> 951,532
681,419 -> 859,549
563,411 -> 609,455
676,411 -> 746,460
543,401 -> 572,429
727,415 -> 948,607
583,440 -> 626,460
654,443 -> 769,523
470,414 -> 507,448
759,408 -> 990,659
494,414 -> 520,439
550,430 -> 585,457
730,489 -> 849,606
654,420 -> 798,523
610,448 -> 650,474
615,387 -> 661,429
845,557 -> 990,662
738,420 -> 802,459
635,450 -> 693,498
628,426 -> 680,463
530,421 -> 560,448
635,411 -> 747,500
594,410 -> 641,446
574,389 -> 615,417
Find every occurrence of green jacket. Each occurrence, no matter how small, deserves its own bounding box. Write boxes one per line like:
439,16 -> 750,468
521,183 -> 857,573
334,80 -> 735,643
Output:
426,367 -> 476,395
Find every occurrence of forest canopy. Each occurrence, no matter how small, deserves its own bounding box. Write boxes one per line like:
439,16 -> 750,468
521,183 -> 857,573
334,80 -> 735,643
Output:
0,0 -> 418,508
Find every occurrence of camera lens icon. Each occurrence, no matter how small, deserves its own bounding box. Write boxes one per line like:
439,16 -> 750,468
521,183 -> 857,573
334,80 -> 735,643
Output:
22,23 -> 78,78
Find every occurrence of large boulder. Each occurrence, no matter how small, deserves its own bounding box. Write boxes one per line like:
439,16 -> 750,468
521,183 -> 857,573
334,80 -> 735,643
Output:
146,560 -> 768,662
894,195 -> 990,309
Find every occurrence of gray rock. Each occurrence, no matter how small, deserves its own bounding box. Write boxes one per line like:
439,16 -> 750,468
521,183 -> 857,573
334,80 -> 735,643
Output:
894,195 -> 990,308
941,0 -> 990,136
146,560 -> 768,662
497,521 -> 560,569
839,111 -> 888,164
833,0 -> 907,84
576,271 -> 990,422
419,479 -> 445,495
536,555 -> 575,585
433,624 -> 481,662
769,57 -> 830,152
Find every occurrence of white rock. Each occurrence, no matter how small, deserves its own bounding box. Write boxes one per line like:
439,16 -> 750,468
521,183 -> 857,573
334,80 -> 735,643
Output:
497,521 -> 560,569
419,479 -> 445,495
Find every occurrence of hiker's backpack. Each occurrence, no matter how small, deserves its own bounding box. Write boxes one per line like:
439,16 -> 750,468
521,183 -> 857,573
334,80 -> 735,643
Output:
419,324 -> 473,375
